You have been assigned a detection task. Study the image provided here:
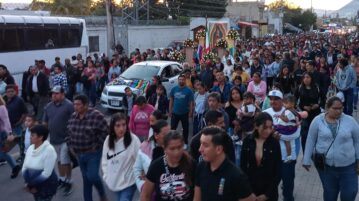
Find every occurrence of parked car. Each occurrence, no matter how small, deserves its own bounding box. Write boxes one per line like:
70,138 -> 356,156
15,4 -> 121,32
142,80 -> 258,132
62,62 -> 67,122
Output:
101,61 -> 183,110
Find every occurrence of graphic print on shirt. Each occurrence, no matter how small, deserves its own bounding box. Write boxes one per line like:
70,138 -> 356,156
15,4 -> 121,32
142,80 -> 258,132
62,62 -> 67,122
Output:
135,111 -> 149,121
174,91 -> 186,100
159,173 -> 190,200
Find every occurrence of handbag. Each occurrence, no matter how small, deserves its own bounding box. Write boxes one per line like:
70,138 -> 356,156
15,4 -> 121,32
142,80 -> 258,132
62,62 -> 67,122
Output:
312,119 -> 340,170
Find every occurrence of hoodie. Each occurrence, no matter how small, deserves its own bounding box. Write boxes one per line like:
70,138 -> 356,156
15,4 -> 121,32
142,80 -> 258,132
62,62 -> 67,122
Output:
129,104 -> 155,137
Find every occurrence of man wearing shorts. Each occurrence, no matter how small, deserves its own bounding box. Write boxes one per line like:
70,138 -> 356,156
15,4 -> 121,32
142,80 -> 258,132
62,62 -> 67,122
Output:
43,85 -> 74,196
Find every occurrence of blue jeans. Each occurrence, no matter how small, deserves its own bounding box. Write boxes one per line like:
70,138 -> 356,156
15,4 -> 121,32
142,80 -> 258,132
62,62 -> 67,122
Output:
193,113 -> 204,136
77,150 -> 106,201
0,151 -> 16,169
171,113 -> 189,144
353,86 -> 359,108
317,163 -> 358,201
342,88 -> 354,116
281,160 -> 296,201
115,184 -> 136,201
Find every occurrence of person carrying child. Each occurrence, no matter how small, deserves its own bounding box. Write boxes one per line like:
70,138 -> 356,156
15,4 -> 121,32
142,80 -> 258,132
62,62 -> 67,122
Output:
274,94 -> 301,162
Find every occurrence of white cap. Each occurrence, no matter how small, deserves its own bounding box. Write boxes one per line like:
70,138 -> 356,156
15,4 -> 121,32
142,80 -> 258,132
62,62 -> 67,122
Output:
268,90 -> 283,99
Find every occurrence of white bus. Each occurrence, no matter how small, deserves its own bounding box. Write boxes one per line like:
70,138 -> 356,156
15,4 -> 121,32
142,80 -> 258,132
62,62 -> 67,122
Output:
0,15 -> 89,87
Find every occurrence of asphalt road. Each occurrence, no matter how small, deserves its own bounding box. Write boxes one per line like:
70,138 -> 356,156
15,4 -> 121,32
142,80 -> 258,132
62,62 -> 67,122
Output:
0,104 -> 187,201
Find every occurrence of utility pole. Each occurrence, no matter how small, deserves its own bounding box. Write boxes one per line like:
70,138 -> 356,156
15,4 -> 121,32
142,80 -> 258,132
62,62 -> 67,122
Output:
106,0 -> 115,57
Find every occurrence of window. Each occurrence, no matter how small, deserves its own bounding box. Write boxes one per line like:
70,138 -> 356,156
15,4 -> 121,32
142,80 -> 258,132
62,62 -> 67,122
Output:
61,27 -> 81,47
171,64 -> 181,76
89,36 -> 99,52
161,66 -> 173,78
43,27 -> 59,49
0,28 -> 25,52
26,27 -> 44,50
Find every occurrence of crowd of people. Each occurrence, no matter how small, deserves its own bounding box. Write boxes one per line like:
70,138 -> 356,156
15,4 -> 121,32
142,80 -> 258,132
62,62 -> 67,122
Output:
0,32 -> 359,201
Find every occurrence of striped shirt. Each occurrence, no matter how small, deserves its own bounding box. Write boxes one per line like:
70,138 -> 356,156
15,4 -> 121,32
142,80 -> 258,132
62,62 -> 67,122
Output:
67,108 -> 108,153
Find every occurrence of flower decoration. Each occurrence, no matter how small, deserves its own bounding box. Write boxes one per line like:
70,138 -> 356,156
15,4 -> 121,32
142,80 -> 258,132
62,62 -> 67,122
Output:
184,39 -> 195,48
227,30 -> 240,40
169,50 -> 185,62
215,38 -> 228,48
201,51 -> 217,64
196,29 -> 206,39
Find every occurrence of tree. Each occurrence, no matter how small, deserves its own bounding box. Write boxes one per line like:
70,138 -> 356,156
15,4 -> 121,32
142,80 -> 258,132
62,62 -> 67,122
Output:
269,0 -> 316,32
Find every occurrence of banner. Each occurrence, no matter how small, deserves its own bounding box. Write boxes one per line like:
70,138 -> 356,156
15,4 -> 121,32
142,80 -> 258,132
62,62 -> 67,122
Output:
208,22 -> 229,50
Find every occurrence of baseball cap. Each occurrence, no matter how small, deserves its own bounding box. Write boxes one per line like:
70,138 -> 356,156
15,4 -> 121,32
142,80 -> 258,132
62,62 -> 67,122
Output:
51,85 -> 64,93
268,90 -> 283,99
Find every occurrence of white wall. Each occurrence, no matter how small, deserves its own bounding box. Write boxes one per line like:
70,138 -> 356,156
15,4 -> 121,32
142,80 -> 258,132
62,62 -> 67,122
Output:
86,26 -> 108,55
127,25 -> 190,53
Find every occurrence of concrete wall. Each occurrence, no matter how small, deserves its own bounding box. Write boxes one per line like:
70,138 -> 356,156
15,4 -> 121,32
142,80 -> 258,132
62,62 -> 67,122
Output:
86,22 -> 189,56
127,25 -> 189,53
87,26 -> 108,55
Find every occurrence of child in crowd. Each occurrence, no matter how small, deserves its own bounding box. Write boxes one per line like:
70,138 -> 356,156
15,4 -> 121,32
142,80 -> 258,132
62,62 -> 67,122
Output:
275,94 -> 301,162
193,82 -> 209,135
123,87 -> 137,118
20,115 -> 36,163
237,92 -> 260,141
148,84 -> 168,115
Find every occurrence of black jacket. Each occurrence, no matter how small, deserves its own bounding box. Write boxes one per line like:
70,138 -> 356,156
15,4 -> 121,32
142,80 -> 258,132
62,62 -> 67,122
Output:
27,72 -> 49,97
240,135 -> 282,201
148,94 -> 169,114
122,94 -> 137,112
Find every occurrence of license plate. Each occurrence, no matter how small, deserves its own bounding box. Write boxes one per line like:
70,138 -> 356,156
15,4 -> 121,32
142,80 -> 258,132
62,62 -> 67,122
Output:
110,100 -> 120,106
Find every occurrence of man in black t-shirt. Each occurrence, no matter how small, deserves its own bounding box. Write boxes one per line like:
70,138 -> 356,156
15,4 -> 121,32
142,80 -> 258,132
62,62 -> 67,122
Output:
193,127 -> 256,201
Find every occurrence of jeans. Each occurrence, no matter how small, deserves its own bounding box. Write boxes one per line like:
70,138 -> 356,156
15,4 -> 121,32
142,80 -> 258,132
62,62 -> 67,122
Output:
75,82 -> 84,94
171,113 -> 189,144
300,119 -> 310,153
342,88 -> 354,116
353,86 -> 359,108
0,151 -> 16,169
193,113 -> 204,136
12,126 -> 24,158
31,94 -> 49,122
77,150 -> 106,201
115,184 -> 136,201
85,83 -> 97,106
281,160 -> 296,201
317,163 -> 358,201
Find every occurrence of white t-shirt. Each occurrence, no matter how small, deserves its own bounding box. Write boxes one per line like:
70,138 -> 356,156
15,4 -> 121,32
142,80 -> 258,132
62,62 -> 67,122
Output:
264,107 -> 301,160
195,93 -> 207,114
278,109 -> 297,127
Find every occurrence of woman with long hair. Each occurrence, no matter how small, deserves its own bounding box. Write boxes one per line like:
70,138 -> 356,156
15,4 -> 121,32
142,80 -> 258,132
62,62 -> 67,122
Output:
101,113 -> 141,201
225,87 -> 243,135
275,65 -> 294,95
140,131 -> 195,201
295,72 -> 321,152
241,112 -> 282,201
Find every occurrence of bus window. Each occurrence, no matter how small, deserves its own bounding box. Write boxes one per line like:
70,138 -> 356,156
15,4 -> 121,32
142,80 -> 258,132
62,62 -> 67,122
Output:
43,27 -> 59,49
0,28 -> 25,52
61,28 -> 81,47
26,27 -> 44,50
